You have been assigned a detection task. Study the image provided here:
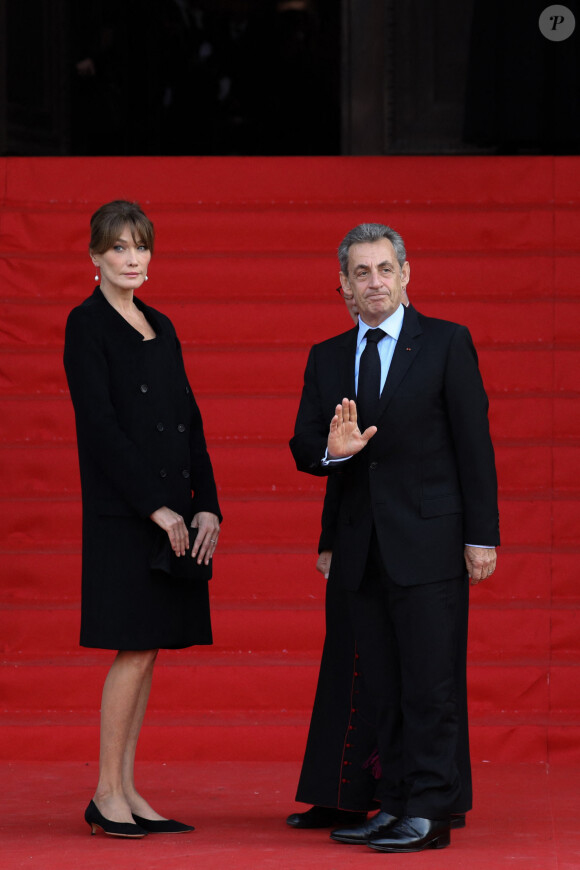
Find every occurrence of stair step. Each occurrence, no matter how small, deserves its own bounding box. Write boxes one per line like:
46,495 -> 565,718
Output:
2,713 -> 579,762
0,298 -> 564,348
0,345 -> 312,397
0,443 -> 326,498
0,203 -> 553,257
0,606 -> 326,655
2,155 -> 557,207
0,552 -> 329,604
0,395 -> 300,444
0,658 -> 568,715
0,442 -> 557,499
0,713 -> 311,762
0,252 -> 558,303
2,604 -> 574,662
2,550 -> 572,605
1,395 -> 573,447
1,299 -> 349,349
0,497 -> 325,551
0,497 -> 560,550
0,345 -> 564,397
0,658 -> 321,712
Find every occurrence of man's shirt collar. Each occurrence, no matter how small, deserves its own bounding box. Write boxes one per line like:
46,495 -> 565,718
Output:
357,302 -> 404,348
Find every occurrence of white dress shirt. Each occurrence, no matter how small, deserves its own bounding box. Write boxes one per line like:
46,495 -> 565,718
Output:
322,305 -> 404,467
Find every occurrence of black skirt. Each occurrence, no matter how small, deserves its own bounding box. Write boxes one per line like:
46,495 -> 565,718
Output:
80,513 -> 212,650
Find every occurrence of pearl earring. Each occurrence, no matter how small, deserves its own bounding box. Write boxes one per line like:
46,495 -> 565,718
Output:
94,268 -> 99,282
144,274 -> 148,282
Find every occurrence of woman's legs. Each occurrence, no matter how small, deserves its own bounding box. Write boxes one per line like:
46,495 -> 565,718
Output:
121,654 -> 167,820
93,649 -> 159,822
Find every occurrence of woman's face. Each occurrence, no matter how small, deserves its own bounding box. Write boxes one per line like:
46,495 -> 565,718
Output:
91,223 -> 152,294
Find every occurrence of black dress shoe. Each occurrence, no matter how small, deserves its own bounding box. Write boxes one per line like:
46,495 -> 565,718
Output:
286,806 -> 367,829
368,815 -> 450,852
330,810 -> 398,844
451,812 -> 466,829
131,813 -> 194,833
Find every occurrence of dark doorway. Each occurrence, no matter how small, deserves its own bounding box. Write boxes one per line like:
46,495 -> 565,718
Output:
2,0 -> 580,156
68,0 -> 342,156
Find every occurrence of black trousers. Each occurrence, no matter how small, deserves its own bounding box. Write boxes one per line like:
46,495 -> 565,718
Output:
347,532 -> 465,819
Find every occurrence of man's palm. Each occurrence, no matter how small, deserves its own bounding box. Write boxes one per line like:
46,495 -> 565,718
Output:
327,398 -> 377,458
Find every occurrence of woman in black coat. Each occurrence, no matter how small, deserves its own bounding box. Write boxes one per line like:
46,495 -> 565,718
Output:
64,200 -> 221,838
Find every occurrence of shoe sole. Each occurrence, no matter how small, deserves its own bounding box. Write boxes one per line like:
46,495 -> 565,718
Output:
89,826 -> 147,839
369,835 -> 450,852
330,835 -> 373,844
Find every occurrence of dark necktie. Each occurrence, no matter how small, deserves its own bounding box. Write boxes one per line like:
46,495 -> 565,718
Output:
357,328 -> 386,429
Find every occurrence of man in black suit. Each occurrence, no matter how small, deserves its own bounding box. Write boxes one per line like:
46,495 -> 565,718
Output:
287,287 -> 472,832
290,223 -> 499,853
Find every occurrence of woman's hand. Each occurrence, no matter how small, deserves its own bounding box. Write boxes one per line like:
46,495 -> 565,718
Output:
149,506 -> 189,557
190,511 -> 221,565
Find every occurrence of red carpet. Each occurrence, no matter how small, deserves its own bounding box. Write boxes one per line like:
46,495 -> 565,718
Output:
1,154 -> 579,831
2,761 -> 580,869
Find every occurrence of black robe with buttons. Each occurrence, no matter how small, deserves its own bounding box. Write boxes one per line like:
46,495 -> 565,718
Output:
64,287 -> 221,650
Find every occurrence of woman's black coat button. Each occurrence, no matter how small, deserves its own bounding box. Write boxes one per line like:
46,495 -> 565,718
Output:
140,384 -> 149,393
177,423 -> 186,433
156,422 -> 165,432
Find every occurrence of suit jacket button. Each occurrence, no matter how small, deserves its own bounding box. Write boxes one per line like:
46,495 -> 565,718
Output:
177,423 -> 186,432
140,384 -> 149,393
185,386 -> 190,395
182,469 -> 190,478
369,461 -> 378,469
159,468 -> 167,478
156,422 -> 165,432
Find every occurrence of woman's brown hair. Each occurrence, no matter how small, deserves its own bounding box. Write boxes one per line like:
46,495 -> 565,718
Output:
89,200 -> 155,255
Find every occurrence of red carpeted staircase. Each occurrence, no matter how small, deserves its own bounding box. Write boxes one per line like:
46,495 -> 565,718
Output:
1,156 -> 579,765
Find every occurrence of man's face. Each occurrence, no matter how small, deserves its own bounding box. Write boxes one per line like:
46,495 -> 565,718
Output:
340,239 -> 409,327
342,290 -> 359,324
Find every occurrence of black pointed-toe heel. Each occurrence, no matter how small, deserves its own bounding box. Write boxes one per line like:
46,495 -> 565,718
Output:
131,813 -> 195,834
84,800 -> 148,838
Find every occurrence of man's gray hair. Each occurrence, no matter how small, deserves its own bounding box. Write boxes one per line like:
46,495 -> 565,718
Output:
338,223 -> 407,274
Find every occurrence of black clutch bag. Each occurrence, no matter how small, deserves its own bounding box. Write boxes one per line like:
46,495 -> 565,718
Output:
150,525 -> 212,581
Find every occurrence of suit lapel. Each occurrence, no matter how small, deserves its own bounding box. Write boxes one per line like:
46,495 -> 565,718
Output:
377,305 -> 423,419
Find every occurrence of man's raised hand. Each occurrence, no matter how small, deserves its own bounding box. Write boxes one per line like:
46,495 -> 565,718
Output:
327,398 -> 377,459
